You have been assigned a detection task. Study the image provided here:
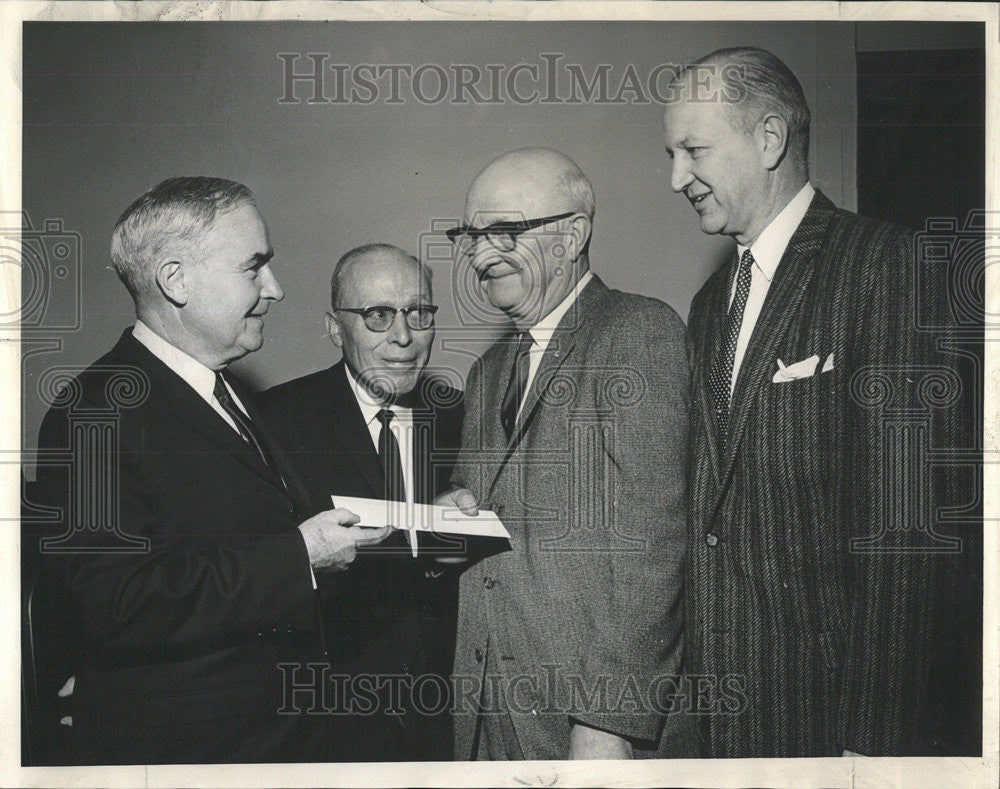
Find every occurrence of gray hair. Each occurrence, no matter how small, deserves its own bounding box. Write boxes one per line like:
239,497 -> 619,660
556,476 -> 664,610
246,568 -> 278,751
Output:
329,243 -> 432,309
110,176 -> 255,298
681,47 -> 811,168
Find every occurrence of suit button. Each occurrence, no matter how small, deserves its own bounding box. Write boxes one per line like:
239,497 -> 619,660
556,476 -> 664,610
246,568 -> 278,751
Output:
475,648 -> 484,663
706,533 -> 719,547
483,576 -> 495,589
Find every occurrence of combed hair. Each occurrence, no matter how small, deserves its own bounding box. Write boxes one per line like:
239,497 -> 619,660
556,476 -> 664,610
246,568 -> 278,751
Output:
329,243 -> 432,309
682,47 -> 811,168
110,177 -> 255,297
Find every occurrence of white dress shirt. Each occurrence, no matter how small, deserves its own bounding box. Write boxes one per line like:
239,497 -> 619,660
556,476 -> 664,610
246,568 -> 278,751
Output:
728,183 -> 815,393
516,269 -> 594,419
132,319 -> 250,431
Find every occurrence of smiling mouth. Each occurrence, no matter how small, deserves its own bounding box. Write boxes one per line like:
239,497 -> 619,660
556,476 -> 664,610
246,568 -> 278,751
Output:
688,192 -> 711,206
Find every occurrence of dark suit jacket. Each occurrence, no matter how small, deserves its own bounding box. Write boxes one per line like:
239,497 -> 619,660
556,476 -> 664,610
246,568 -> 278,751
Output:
450,274 -> 695,760
29,330 -> 326,764
687,190 -> 978,757
258,361 -> 464,761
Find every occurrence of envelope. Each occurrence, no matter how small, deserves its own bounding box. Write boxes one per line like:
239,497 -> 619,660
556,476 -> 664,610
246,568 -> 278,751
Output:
331,495 -> 511,541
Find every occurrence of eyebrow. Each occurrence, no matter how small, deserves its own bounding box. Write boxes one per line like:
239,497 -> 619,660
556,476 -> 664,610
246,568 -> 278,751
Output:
248,249 -> 274,267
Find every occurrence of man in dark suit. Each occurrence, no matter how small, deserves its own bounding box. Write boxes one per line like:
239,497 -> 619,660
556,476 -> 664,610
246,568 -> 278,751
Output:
258,243 -> 463,761
28,177 -> 389,764
438,148 -> 695,760
664,47 -> 976,756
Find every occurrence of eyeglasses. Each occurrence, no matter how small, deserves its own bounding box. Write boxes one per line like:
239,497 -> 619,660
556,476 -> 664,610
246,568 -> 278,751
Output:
333,305 -> 438,332
446,212 -> 576,257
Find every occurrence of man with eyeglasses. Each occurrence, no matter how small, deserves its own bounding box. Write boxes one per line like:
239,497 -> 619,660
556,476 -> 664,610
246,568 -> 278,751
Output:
437,148 -> 695,760
259,243 -> 464,761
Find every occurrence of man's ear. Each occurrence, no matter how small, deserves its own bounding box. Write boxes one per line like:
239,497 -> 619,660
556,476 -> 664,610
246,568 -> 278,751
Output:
565,214 -> 592,261
325,311 -> 344,348
155,259 -> 188,306
760,113 -> 790,171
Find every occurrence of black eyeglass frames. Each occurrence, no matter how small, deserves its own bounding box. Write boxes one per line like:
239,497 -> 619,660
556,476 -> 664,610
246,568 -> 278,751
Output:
445,212 -> 576,256
332,305 -> 438,332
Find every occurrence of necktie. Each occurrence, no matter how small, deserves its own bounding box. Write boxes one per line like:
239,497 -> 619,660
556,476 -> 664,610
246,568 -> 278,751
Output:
376,408 -> 406,502
500,332 -> 533,441
213,371 -> 274,472
707,248 -> 755,445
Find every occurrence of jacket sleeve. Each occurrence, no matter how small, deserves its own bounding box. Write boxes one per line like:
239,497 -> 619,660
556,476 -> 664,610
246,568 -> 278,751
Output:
572,301 -> 692,744
835,226 -> 977,755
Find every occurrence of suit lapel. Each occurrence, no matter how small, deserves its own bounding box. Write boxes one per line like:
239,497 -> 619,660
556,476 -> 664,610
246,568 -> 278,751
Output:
716,191 -> 836,489
695,264 -> 735,484
117,334 -> 290,495
486,276 -> 604,496
327,362 -> 386,500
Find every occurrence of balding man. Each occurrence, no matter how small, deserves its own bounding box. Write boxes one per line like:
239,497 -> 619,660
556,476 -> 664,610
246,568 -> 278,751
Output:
664,48 -> 975,756
259,244 -> 464,761
28,178 -> 389,764
439,149 -> 695,760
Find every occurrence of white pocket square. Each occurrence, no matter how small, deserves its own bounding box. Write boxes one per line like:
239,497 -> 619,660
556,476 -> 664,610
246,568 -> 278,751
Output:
822,352 -> 835,373
773,354 -> 820,383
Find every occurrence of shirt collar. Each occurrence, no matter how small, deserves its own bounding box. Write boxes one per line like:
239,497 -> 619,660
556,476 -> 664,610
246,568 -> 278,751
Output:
132,319 -> 218,405
344,364 -> 411,427
526,269 -> 594,351
737,183 -> 815,282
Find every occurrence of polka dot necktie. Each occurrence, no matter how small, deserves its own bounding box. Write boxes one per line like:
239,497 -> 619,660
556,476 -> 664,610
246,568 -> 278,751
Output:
708,248 -> 755,446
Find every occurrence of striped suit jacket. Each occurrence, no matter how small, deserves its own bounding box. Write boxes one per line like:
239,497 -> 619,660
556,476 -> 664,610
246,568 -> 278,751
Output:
687,190 -> 977,757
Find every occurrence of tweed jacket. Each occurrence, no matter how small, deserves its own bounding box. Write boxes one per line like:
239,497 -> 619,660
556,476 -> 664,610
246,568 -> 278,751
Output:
451,274 -> 693,760
686,190 -> 977,757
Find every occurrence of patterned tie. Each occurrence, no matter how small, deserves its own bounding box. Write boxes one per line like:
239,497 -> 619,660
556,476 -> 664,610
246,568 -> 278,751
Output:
213,371 -> 274,472
376,408 -> 406,502
500,332 -> 534,441
708,248 -> 755,445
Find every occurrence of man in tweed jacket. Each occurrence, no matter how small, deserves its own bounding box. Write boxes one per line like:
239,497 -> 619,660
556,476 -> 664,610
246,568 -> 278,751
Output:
665,47 -> 977,756
438,148 -> 696,760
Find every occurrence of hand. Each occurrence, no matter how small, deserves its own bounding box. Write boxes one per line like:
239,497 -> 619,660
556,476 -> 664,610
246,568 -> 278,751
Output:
298,508 -> 392,572
58,675 -> 74,727
568,723 -> 633,759
433,487 -> 479,516
431,488 -> 479,564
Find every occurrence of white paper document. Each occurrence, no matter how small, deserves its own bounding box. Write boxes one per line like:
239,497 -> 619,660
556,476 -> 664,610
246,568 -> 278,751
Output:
330,495 -> 511,539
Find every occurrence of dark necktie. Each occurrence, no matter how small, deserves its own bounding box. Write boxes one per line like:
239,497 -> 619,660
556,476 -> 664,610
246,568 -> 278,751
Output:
376,408 -> 406,502
213,371 -> 275,473
500,332 -> 533,441
708,248 -> 755,445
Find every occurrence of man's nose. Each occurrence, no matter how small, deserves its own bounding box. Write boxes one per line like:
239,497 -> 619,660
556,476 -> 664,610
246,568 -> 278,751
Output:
260,264 -> 284,302
670,155 -> 693,193
387,311 -> 413,345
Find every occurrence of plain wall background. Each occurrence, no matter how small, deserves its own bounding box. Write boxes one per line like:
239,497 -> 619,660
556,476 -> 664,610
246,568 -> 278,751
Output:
21,21 -> 861,445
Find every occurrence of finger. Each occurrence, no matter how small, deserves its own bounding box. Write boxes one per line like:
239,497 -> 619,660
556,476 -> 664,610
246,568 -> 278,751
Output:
455,490 -> 479,516
58,675 -> 75,697
331,507 -> 361,525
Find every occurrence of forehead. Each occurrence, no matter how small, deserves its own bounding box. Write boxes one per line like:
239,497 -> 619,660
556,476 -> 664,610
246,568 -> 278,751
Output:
340,252 -> 430,303
200,202 -> 268,252
464,167 -> 561,224
663,94 -> 738,143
